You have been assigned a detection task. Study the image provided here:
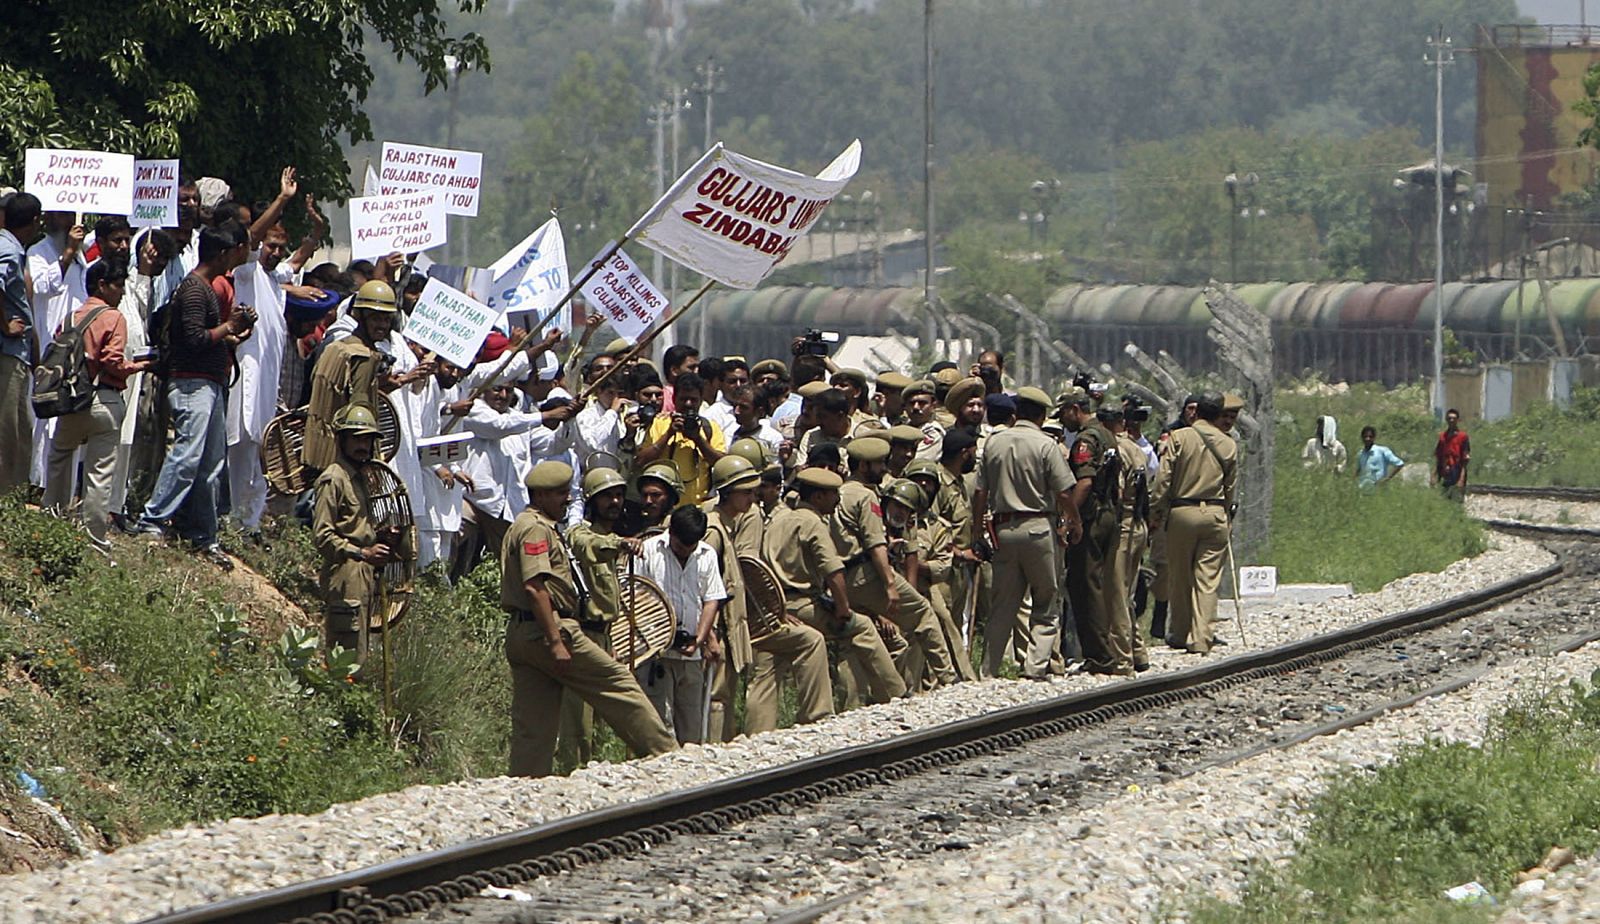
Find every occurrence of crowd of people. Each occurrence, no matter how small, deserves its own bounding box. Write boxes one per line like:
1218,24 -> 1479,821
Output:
0,163 -> 1478,781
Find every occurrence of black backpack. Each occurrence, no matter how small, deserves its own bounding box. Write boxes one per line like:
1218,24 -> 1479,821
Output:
31,305 -> 113,419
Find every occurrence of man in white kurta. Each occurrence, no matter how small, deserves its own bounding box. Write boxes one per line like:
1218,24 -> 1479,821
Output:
226,234 -> 295,531
108,232 -> 179,523
27,214 -> 87,487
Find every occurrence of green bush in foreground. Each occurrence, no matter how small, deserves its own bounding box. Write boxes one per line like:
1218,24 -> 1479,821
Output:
1263,463 -> 1485,592
1188,673 -> 1600,924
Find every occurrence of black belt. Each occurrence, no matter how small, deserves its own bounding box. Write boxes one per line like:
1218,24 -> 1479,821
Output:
842,552 -> 870,570
508,608 -> 578,623
992,511 -> 1048,525
1170,498 -> 1224,507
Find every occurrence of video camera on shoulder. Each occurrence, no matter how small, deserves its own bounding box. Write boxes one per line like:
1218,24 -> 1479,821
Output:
1072,370 -> 1108,401
800,328 -> 840,356
1121,397 -> 1151,423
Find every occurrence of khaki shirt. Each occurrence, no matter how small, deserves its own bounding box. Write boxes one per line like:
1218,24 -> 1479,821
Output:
913,514 -> 957,590
934,465 -> 973,545
311,459 -> 376,566
978,419 -> 1072,515
729,504 -> 765,558
704,506 -> 754,669
500,508 -> 579,617
568,520 -> 627,623
831,479 -> 887,563
914,419 -> 945,461
1152,419 -> 1237,519
764,502 -> 845,599
1113,432 -> 1149,521
1068,422 -> 1114,519
303,336 -> 382,470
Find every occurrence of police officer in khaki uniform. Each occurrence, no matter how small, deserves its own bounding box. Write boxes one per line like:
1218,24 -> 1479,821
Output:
558,467 -> 639,769
835,437 -> 958,690
707,455 -> 835,734
764,467 -> 906,705
311,404 -> 393,658
1064,403 -> 1134,675
886,424 -> 924,479
303,280 -> 397,471
972,387 -> 1078,679
1111,413 -> 1153,672
502,460 -> 676,777
1152,393 -> 1237,654
905,459 -> 979,682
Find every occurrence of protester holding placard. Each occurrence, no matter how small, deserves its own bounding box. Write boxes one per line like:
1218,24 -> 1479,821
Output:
27,211 -> 89,486
0,193 -> 42,494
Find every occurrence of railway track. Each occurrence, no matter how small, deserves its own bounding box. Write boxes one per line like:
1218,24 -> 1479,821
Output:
1473,483 -> 1600,502
150,525 -> 1597,924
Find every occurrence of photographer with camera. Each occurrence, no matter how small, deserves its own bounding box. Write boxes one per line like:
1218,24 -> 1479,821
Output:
634,371 -> 726,507
131,220 -> 254,568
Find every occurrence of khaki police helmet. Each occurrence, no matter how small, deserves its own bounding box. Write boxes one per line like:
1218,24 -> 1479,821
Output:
711,455 -> 760,493
581,467 -> 628,500
331,403 -> 383,437
728,437 -> 771,469
638,461 -> 685,499
884,478 -> 927,512
903,458 -> 942,483
352,279 -> 399,313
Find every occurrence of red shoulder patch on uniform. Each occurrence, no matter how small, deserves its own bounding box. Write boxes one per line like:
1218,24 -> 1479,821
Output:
1070,441 -> 1092,464
871,502 -> 883,517
522,539 -> 550,556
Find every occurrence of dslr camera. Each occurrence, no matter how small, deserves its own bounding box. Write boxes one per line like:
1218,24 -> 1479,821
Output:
799,328 -> 840,356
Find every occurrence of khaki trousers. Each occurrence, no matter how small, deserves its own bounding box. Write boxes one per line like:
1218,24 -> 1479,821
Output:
846,563 -> 956,688
928,578 -> 977,683
745,620 -> 834,733
0,354 -> 32,494
1066,517 -> 1125,675
1165,504 -> 1230,653
637,656 -> 711,744
794,599 -> 906,705
506,617 -> 675,777
1119,519 -> 1150,669
44,388 -> 124,545
985,517 -> 1061,679
557,625 -> 611,769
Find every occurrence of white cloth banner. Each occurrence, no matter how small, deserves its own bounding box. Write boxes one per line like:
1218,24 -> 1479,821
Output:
129,159 -> 180,227
627,140 -> 861,290
485,217 -> 570,333
25,149 -> 136,215
379,141 -> 483,216
348,189 -> 447,260
363,163 -> 381,197
581,245 -> 669,345
404,278 -> 497,369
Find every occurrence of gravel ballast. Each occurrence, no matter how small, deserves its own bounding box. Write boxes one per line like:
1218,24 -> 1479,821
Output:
0,535 -> 1553,923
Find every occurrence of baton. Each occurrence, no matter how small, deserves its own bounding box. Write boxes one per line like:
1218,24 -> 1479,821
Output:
701,658 -> 719,744
1224,531 -> 1249,647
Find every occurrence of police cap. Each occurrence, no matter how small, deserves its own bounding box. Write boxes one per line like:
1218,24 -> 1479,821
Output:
848,436 -> 891,463
887,424 -> 925,445
1015,386 -> 1052,411
525,460 -> 574,492
795,467 -> 844,489
944,377 -> 985,414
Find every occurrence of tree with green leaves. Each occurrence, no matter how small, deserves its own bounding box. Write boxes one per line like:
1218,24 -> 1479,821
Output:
0,0 -> 489,203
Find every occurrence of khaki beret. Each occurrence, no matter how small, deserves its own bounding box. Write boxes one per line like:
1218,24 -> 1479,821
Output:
797,380 -> 832,398
1054,386 -> 1091,409
751,358 -> 788,379
848,436 -> 891,463
875,370 -> 913,390
902,379 -> 936,400
603,337 -> 631,357
795,467 -> 844,489
888,424 -> 925,444
944,376 -> 986,415
1223,392 -> 1246,411
524,460 -> 574,492
1015,386 -> 1052,410
933,368 -> 963,387
832,368 -> 868,391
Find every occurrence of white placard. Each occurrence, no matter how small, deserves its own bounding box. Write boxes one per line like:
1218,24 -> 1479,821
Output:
581,246 -> 669,344
379,141 -> 483,216
418,432 -> 472,465
628,139 -> 861,290
129,158 -> 180,227
485,217 -> 569,332
403,278 -> 497,369
1238,566 -> 1278,597
348,189 -> 447,261
24,149 -> 136,215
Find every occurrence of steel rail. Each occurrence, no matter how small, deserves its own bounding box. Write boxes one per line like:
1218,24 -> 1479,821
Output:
1473,484 -> 1600,502
147,556 -> 1567,924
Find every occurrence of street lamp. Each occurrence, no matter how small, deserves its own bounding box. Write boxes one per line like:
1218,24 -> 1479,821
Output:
1223,166 -> 1258,284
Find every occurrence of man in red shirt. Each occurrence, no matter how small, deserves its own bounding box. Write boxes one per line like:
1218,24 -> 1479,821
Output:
1433,408 -> 1471,500
44,260 -> 149,553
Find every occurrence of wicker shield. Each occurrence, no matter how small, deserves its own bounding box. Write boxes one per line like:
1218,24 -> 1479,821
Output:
737,555 -> 787,642
361,459 -> 418,631
608,574 -> 676,669
260,394 -> 402,497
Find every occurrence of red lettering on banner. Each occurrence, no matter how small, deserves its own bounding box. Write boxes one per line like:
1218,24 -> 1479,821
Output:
683,203 -> 714,226
696,167 -> 727,197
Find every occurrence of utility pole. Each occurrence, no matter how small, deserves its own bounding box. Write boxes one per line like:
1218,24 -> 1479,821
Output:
1426,27 -> 1453,418
693,58 -> 722,349
923,0 -> 939,347
444,54 -> 470,266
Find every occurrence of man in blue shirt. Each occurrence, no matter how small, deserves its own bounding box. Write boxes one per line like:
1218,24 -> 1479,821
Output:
1,193 -> 44,493
1355,425 -> 1404,488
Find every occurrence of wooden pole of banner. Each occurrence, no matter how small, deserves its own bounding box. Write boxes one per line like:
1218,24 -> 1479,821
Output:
439,236 -> 632,434
575,279 -> 718,403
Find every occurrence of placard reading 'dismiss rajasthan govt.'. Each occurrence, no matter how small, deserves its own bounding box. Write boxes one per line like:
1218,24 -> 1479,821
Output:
25,149 -> 136,215
348,189 -> 447,261
379,142 -> 483,217
403,278 -> 498,370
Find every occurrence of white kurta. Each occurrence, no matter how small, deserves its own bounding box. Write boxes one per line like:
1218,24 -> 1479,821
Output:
108,269 -> 160,515
462,401 -> 544,521
27,235 -> 88,487
227,251 -> 292,446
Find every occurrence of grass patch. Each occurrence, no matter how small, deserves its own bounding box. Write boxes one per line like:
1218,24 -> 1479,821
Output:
1186,671 -> 1600,923
1262,463 -> 1485,592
